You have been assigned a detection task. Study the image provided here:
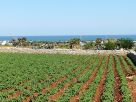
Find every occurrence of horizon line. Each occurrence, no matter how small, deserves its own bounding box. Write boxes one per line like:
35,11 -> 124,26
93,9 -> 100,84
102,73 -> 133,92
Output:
0,34 -> 136,36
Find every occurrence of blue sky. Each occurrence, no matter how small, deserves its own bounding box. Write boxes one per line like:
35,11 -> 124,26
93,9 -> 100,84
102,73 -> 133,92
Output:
0,0 -> 136,36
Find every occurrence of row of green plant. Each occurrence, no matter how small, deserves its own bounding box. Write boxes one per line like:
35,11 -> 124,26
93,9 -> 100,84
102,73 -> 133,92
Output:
101,56 -> 114,102
114,56 -> 132,102
120,56 -> 132,74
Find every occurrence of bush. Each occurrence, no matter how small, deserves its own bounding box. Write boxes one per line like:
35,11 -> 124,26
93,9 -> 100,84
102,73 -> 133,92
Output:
104,41 -> 116,50
118,38 -> 134,49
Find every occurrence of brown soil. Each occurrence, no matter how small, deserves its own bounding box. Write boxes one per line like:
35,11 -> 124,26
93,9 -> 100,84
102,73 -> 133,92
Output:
50,77 -> 67,88
33,92 -> 39,97
123,56 -> 136,102
22,96 -> 31,102
7,91 -> 22,100
128,81 -> 136,102
69,56 -> 104,102
92,56 -> 109,102
113,56 -> 122,102
93,70 -> 107,102
42,88 -> 47,94
0,88 -> 14,92
48,66 -> 90,102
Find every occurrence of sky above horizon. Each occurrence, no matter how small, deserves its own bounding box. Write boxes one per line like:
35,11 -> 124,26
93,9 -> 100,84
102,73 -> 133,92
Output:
0,0 -> 136,36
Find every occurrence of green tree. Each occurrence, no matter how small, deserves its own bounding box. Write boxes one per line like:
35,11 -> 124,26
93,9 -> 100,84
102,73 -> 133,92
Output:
83,42 -> 94,50
118,38 -> 134,49
11,37 -> 28,47
96,38 -> 102,45
95,38 -> 103,50
11,39 -> 18,46
18,37 -> 28,46
69,38 -> 80,49
104,41 -> 116,50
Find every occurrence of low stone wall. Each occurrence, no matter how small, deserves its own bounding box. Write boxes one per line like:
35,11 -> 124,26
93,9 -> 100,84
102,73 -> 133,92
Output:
0,47 -> 127,55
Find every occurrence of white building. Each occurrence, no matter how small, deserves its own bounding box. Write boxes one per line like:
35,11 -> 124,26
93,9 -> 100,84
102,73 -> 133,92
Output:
1,41 -> 7,45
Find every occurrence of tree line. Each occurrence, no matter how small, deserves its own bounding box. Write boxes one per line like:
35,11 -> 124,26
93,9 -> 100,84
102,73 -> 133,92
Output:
10,37 -> 135,50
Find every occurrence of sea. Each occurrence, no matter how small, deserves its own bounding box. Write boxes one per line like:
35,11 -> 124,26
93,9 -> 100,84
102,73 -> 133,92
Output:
0,35 -> 136,42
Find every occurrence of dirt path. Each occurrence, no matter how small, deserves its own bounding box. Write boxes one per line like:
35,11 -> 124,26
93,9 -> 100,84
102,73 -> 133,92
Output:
113,56 -> 122,102
128,81 -> 136,102
0,88 -> 14,93
123,56 -> 136,102
69,56 -> 104,102
92,56 -> 109,102
7,91 -> 22,100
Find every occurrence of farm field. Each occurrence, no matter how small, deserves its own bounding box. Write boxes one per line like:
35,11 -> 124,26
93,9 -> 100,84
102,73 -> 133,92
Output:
0,53 -> 136,102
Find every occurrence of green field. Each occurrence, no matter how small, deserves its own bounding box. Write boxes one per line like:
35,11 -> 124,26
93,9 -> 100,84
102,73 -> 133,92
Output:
0,53 -> 136,102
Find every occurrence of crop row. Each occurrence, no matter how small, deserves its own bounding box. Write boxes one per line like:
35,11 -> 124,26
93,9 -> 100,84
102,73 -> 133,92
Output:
114,56 -> 132,102
101,55 -> 114,102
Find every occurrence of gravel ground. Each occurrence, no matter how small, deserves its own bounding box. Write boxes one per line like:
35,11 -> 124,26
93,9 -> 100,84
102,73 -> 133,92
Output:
0,47 -> 128,55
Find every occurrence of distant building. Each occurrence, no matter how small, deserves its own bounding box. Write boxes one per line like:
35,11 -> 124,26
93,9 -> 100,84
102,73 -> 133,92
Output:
0,40 -> 12,46
1,41 -> 7,45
